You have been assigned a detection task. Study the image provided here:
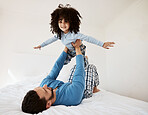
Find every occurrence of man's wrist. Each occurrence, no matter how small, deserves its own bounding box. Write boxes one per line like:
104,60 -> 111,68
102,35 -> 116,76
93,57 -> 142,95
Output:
64,47 -> 68,53
75,47 -> 82,55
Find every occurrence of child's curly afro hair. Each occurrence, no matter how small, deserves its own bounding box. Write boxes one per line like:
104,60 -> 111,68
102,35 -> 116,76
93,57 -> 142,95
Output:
50,4 -> 82,39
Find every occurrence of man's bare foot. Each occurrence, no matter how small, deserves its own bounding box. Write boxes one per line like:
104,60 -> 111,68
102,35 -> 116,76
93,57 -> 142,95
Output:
93,86 -> 100,93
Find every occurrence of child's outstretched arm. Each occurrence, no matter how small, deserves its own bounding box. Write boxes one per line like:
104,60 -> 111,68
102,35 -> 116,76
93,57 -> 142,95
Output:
77,33 -> 104,47
34,35 -> 58,50
77,33 -> 115,49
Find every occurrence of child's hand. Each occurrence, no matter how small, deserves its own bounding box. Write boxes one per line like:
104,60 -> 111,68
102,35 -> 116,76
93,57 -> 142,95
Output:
103,42 -> 115,49
34,45 -> 41,50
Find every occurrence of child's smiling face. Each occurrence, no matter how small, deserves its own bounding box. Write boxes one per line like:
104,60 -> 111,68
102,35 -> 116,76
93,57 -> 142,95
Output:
58,18 -> 70,34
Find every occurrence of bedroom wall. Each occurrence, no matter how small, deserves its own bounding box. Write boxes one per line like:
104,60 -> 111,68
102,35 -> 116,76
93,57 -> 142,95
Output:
105,0 -> 148,102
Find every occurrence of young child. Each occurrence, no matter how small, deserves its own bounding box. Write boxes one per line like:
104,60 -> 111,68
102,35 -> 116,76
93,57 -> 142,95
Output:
34,4 -> 115,65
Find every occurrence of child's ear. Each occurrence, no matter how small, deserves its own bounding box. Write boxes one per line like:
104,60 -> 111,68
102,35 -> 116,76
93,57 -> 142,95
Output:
46,100 -> 52,109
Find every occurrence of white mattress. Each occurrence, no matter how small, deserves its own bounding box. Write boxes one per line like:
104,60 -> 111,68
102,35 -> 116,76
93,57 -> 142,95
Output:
0,76 -> 148,115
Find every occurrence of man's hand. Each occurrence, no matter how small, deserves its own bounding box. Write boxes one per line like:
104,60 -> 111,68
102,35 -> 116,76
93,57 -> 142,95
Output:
71,39 -> 82,48
71,39 -> 82,55
102,42 -> 115,49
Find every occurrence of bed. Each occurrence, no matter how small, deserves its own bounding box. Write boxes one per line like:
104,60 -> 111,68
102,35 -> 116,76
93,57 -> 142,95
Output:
0,75 -> 148,115
0,54 -> 148,115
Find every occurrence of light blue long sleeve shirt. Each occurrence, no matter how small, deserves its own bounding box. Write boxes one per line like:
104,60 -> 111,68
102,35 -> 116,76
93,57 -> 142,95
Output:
40,32 -> 104,49
40,51 -> 85,106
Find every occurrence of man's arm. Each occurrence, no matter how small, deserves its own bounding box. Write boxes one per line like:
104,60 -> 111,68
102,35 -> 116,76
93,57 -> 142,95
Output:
64,40 -> 85,105
46,47 -> 68,80
71,40 -> 85,88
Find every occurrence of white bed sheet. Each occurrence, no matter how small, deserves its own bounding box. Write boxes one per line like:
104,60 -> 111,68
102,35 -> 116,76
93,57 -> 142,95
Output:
0,76 -> 148,115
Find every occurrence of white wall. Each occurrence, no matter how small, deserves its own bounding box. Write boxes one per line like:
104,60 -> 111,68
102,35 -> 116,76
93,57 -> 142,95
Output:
105,0 -> 148,102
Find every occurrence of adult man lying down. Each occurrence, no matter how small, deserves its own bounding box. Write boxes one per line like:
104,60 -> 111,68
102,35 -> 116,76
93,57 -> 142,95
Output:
22,39 -> 100,114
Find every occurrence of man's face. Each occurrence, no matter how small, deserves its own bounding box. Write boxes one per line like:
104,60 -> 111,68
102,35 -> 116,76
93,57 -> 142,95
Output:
34,84 -> 54,101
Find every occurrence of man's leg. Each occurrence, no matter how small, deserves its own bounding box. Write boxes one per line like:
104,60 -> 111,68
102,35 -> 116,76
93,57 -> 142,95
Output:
68,64 -> 100,98
91,64 -> 100,93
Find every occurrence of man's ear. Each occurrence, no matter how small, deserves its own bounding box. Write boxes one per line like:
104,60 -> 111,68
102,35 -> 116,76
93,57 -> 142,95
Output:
46,100 -> 52,109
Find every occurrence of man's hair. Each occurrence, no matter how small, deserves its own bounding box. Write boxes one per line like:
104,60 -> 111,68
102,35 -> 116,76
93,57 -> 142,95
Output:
21,90 -> 46,114
50,4 -> 82,39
